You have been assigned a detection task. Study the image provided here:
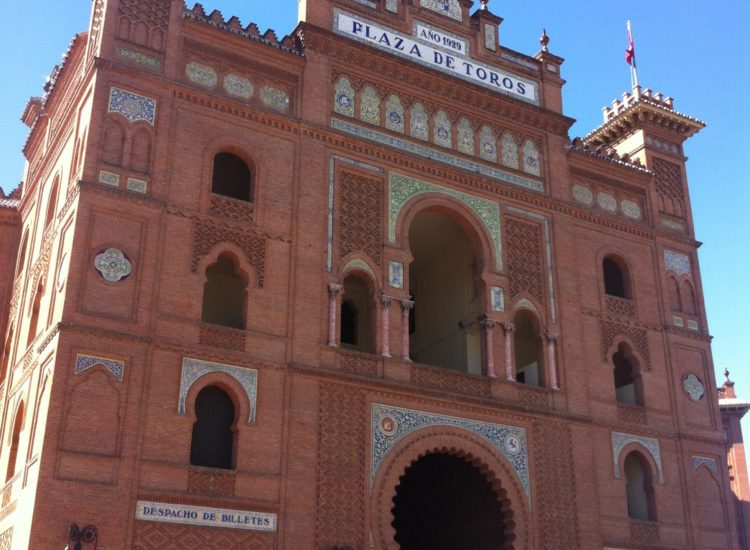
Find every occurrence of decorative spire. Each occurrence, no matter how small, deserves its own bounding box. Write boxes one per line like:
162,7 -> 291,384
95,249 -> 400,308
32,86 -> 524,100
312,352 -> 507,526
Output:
480,0 -> 489,10
725,368 -> 731,382
540,28 -> 550,52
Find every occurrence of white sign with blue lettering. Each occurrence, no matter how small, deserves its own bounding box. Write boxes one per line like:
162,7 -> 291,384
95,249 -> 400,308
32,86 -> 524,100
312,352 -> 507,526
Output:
335,10 -> 538,104
136,501 -> 277,532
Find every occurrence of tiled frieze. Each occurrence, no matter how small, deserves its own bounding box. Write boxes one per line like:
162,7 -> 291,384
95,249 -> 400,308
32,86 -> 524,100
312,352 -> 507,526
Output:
410,103 -> 429,141
433,111 -> 452,148
186,61 -> 218,88
334,77 -> 355,117
384,95 -> 404,134
456,117 -> 474,156
570,179 -> 645,222
501,132 -> 519,169
371,404 -> 529,498
223,74 -> 254,100
611,431 -> 664,483
75,353 -> 125,381
260,85 -> 290,112
522,139 -> 541,176
479,125 -> 497,162
359,86 -> 381,125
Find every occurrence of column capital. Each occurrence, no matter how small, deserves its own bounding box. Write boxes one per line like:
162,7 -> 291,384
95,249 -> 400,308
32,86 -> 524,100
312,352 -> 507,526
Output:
480,317 -> 496,330
545,330 -> 559,343
327,282 -> 342,298
400,299 -> 415,312
380,294 -> 394,308
502,322 -> 515,335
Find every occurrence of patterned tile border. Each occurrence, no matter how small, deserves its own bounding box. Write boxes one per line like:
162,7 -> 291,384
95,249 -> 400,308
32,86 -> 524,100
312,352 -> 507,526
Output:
371,404 -> 530,499
179,357 -> 258,423
692,456 -> 718,475
389,172 -> 502,270
611,431 -> 664,484
108,88 -> 156,124
75,353 -> 124,381
331,118 -> 544,194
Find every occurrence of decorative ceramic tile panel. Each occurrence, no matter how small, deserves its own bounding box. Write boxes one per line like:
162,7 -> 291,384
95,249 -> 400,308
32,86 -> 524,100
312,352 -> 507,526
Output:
522,139 -> 541,176
664,250 -> 691,276
94,248 -> 132,282
126,178 -> 148,193
433,111 -> 452,148
611,432 -> 664,483
501,132 -> 519,169
260,86 -> 290,112
672,315 -> 685,327
687,319 -> 699,331
491,286 -> 505,312
388,261 -> 404,289
116,46 -> 161,69
179,357 -> 258,423
360,86 -> 381,126
683,374 -> 705,401
572,184 -> 594,206
334,77 -> 355,117
484,24 -> 497,51
389,172 -> 502,269
223,74 -> 254,100
621,199 -> 642,220
661,218 -> 686,231
75,353 -> 124,381
419,0 -> 462,21
186,61 -> 218,88
99,170 -> 120,187
332,119 -> 544,193
456,117 -> 474,156
410,103 -> 429,141
479,126 -> 497,162
384,95 -> 405,134
343,258 -> 377,281
692,456 -> 718,475
108,88 -> 156,124
385,0 -> 398,13
371,404 -> 529,498
597,192 -> 617,212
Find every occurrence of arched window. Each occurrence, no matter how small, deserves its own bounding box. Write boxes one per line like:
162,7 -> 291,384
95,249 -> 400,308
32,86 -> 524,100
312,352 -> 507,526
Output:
682,281 -> 696,315
211,153 -> 252,202
624,451 -> 657,521
340,274 -> 373,352
613,343 -> 644,406
514,311 -> 544,387
603,256 -> 631,299
190,386 -> 235,470
44,178 -> 59,229
27,283 -> 43,348
15,230 -> 29,279
201,254 -> 248,329
5,402 -> 24,482
668,277 -> 681,312
0,329 -> 12,384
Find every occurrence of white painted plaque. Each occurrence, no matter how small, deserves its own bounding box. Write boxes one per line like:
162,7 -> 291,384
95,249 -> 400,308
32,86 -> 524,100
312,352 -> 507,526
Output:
136,501 -> 277,532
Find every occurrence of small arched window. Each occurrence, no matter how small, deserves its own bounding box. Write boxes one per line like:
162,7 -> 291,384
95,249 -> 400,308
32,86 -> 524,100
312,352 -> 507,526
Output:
603,257 -> 631,299
15,230 -> 29,279
44,178 -> 59,229
613,344 -> 643,406
211,153 -> 253,202
340,274 -> 373,353
0,329 -> 12,384
27,283 -> 43,348
5,402 -> 24,482
682,281 -> 696,315
190,386 -> 235,470
514,311 -> 544,387
201,254 -> 248,329
668,277 -> 681,312
624,451 -> 657,521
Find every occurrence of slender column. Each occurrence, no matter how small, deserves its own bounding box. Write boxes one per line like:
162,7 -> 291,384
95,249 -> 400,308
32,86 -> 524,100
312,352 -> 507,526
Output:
380,295 -> 392,358
502,322 -> 515,381
546,330 -> 560,390
327,283 -> 341,347
480,317 -> 497,378
400,300 -> 414,361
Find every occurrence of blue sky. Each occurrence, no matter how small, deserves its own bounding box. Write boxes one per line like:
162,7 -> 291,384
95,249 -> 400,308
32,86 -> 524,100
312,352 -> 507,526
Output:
1,2 -> 748,408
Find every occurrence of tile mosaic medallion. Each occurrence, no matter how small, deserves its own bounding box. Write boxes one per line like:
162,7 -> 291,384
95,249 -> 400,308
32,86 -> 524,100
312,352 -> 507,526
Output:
94,248 -> 132,282
683,373 -> 705,401
664,250 -> 690,276
108,88 -> 156,124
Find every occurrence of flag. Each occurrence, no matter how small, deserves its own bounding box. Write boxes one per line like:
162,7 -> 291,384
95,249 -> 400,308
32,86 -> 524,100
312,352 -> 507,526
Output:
625,20 -> 636,67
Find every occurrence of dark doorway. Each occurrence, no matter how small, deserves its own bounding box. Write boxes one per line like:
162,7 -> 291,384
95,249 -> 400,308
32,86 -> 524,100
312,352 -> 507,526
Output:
190,386 -> 235,469
392,453 -> 507,549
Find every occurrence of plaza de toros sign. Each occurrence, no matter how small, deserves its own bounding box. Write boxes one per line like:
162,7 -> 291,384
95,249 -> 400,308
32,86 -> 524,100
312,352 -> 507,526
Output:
334,10 -> 538,104
135,501 -> 278,532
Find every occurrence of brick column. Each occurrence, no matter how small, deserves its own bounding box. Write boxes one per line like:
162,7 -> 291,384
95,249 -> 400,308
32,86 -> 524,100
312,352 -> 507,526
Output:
380,295 -> 392,358
546,330 -> 559,390
480,317 -> 497,378
502,322 -> 515,382
400,300 -> 414,361
327,283 -> 341,347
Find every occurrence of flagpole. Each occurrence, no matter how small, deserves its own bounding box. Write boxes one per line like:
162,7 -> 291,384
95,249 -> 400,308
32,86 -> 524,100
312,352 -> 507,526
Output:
627,20 -> 639,89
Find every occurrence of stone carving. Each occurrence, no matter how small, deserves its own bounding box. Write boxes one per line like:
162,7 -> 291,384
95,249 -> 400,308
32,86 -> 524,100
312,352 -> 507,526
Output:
389,172 -> 502,269
186,61 -> 218,88
371,404 -> 529,498
334,77 -> 355,117
108,88 -> 156,124
664,250 -> 691,276
260,86 -> 290,112
340,172 -> 383,265
317,384 -> 365,549
420,0 -> 462,21
178,357 -> 258,423
479,125 -> 497,162
501,132 -> 519,169
389,261 -> 404,289
572,184 -> 594,206
600,319 -> 650,369
611,431 -> 664,483
359,86 -> 381,126
223,74 -> 254,100
384,95 -> 405,134
75,353 -> 125,381
456,117 -> 474,156
192,219 -> 266,287
683,373 -> 705,401
410,103 -> 429,141
506,217 -> 544,303
94,248 -> 132,282
433,111 -> 452,148
621,199 -> 642,220
491,286 -> 504,312
597,192 -> 617,212
692,456 -> 718,475
522,139 -> 541,176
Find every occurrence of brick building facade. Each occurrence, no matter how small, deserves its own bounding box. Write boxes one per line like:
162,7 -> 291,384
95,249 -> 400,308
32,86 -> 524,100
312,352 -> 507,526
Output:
0,0 -> 741,548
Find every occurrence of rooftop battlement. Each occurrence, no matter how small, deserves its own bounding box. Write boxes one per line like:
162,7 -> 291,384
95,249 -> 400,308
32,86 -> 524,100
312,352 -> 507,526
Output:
602,86 -> 674,122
